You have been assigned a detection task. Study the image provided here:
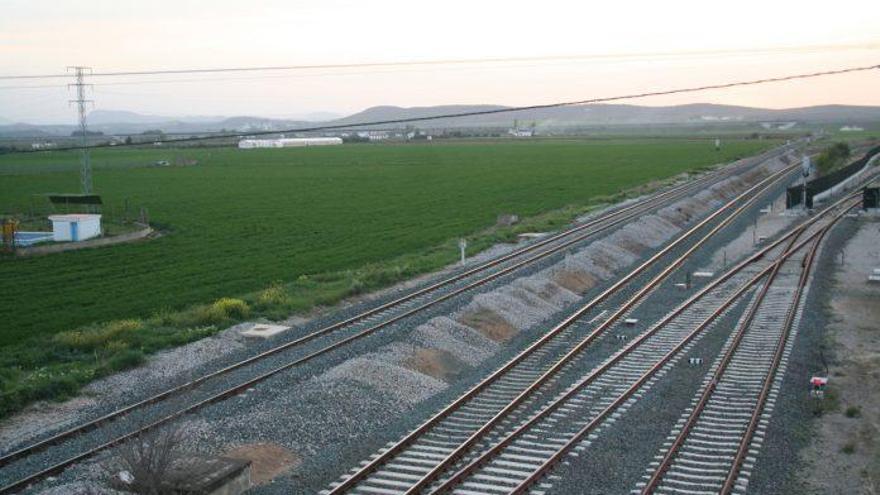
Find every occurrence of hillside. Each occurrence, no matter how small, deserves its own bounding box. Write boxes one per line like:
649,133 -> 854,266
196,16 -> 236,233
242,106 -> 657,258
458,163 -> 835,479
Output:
3,103 -> 879,137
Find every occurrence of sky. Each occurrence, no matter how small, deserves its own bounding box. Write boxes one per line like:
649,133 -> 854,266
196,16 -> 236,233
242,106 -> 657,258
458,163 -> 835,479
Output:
1,0 -> 879,123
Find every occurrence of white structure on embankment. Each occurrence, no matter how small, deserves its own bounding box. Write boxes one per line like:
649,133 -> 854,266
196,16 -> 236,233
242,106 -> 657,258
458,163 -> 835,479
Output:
48,214 -> 102,242
238,137 -> 343,149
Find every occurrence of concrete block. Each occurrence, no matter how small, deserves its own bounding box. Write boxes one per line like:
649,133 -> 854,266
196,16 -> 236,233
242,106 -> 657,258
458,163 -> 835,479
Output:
240,323 -> 290,339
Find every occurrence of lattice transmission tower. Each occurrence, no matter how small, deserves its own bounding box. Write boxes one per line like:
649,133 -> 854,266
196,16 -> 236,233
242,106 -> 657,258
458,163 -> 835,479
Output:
68,66 -> 93,194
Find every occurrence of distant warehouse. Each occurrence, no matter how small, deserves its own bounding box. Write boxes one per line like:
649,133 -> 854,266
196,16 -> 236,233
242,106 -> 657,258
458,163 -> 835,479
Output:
238,137 -> 342,149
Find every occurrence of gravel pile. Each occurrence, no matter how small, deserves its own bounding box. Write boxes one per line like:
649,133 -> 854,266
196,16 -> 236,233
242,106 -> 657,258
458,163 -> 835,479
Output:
317,355 -> 447,405
409,317 -> 499,366
608,215 -> 680,250
584,240 -> 639,274
512,274 -> 581,308
459,286 -> 557,333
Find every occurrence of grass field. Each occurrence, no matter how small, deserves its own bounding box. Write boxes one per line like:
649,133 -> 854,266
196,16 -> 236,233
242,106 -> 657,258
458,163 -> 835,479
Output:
0,139 -> 775,345
0,138 -> 776,415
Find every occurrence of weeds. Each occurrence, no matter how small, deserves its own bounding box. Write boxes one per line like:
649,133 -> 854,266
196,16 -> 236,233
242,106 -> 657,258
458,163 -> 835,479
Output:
54,319 -> 144,352
210,297 -> 250,320
111,425 -> 186,494
811,387 -> 840,417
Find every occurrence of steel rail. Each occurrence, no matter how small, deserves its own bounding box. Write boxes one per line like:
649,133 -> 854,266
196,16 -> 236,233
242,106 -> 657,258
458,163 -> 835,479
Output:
503,195 -> 859,495
0,146 -> 773,470
717,199 -> 850,493
397,161 -> 796,495
327,162 -> 799,494
640,197 -> 859,495
430,192 -> 856,494
507,208 -> 853,495
0,150 -> 797,495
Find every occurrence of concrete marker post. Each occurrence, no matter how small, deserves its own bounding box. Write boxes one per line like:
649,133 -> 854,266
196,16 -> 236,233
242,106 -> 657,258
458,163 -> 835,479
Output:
459,238 -> 467,266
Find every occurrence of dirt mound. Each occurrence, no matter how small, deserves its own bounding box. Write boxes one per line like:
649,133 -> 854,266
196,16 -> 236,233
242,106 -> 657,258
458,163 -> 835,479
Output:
553,269 -> 598,294
403,347 -> 465,381
457,308 -> 517,342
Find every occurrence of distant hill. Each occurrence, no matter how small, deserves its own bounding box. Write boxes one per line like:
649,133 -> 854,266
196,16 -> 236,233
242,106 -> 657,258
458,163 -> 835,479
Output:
333,104 -> 509,125
3,103 -> 879,138
335,103 -> 880,128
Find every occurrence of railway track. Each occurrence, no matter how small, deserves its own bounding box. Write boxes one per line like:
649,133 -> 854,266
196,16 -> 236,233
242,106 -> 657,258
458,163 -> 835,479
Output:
0,147 -> 799,493
637,197 -> 859,495
322,160 -> 802,495
328,193 -> 856,495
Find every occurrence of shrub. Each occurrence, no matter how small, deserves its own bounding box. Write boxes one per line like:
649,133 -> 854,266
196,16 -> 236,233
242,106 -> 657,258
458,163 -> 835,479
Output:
257,282 -> 289,307
348,278 -> 365,295
816,142 -> 851,175
114,426 -> 186,494
211,297 -> 250,320
845,405 -> 861,418
841,442 -> 856,454
54,319 -> 144,351
103,349 -> 146,373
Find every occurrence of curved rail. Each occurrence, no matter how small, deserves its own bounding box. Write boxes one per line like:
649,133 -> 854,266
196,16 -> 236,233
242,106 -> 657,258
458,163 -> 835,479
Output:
717,200 -> 843,493
640,196 -> 859,494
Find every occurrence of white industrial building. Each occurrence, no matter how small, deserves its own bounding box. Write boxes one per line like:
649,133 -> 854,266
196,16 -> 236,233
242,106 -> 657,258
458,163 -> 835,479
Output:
48,214 -> 102,242
238,137 -> 343,149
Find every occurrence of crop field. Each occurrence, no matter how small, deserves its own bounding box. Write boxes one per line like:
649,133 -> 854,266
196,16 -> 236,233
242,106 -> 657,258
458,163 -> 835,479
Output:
0,138 -> 774,347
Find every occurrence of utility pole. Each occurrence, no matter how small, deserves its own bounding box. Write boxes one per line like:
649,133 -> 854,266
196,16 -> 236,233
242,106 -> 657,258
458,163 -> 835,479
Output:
68,66 -> 93,195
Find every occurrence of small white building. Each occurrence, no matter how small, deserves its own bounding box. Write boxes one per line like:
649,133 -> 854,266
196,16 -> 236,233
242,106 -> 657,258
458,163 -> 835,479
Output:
840,125 -> 865,132
48,214 -> 102,242
238,137 -> 342,149
508,128 -> 534,138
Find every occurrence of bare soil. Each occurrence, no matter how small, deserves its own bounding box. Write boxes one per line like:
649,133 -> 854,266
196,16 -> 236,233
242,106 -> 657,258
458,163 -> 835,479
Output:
798,219 -> 880,494
617,237 -> 648,256
403,347 -> 465,381
553,269 -> 598,294
457,308 -> 517,342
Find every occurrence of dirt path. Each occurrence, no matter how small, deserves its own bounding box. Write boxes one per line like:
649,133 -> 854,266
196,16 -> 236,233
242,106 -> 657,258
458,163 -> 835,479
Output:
798,217 -> 880,494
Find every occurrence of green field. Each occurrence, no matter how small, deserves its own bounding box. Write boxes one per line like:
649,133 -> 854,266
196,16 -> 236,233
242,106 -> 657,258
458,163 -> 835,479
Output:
0,139 -> 775,346
0,138 -> 782,416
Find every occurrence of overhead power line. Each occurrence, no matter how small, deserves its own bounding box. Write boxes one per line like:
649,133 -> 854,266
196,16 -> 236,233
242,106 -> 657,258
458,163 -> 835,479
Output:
1,42 -> 878,81
4,63 -> 879,154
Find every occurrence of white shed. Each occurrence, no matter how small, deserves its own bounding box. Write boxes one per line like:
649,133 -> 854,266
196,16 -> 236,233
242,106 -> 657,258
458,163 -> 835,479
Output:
48,214 -> 102,242
238,137 -> 342,149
